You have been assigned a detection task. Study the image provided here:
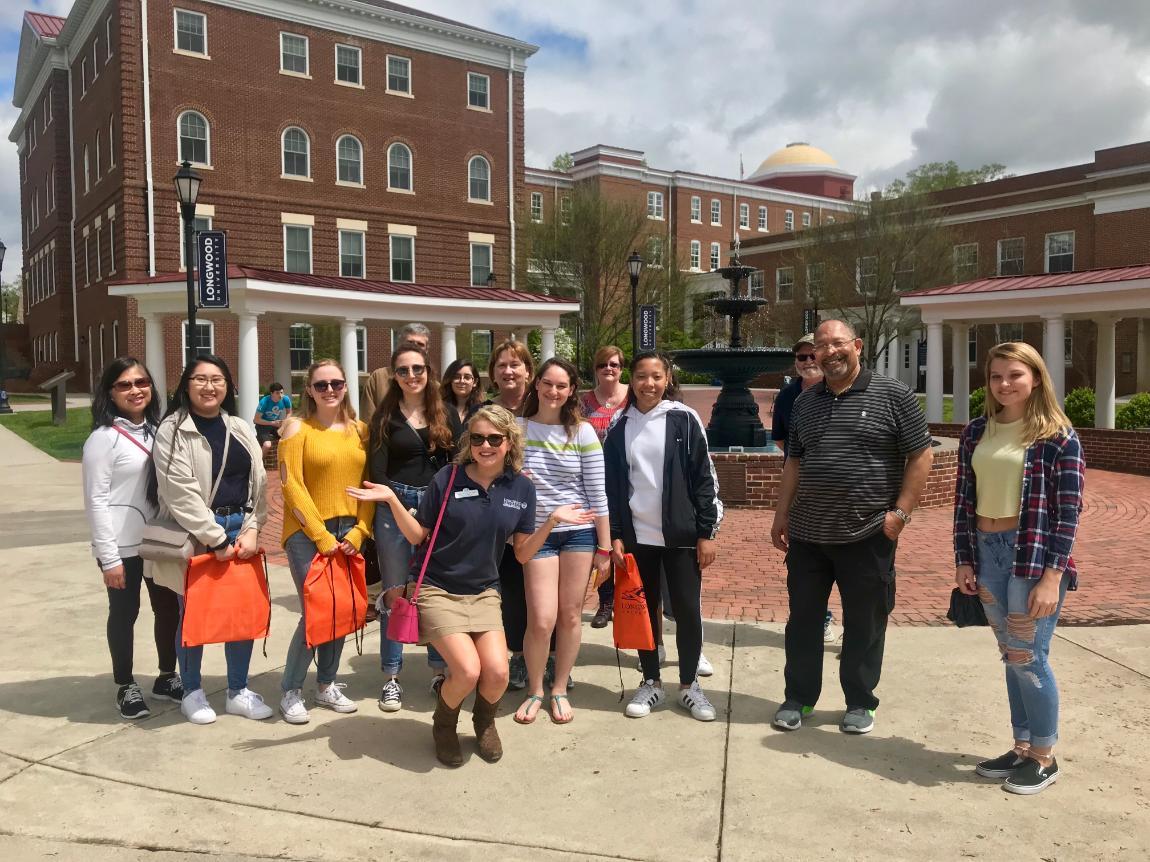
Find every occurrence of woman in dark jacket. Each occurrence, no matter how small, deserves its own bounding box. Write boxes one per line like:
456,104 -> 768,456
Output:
603,351 -> 723,722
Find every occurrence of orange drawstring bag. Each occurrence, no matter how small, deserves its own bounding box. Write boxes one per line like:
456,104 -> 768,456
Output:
303,550 -> 368,650
612,553 -> 655,651
182,552 -> 272,647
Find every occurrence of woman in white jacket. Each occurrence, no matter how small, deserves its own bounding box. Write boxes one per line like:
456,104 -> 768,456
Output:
82,358 -> 182,719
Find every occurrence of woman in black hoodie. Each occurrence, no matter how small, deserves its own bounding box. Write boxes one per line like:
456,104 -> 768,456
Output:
603,351 -> 723,722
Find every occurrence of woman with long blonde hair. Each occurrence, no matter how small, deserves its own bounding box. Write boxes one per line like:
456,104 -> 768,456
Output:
953,341 -> 1085,794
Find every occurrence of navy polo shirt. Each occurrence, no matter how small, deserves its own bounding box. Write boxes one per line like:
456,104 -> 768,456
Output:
413,464 -> 536,595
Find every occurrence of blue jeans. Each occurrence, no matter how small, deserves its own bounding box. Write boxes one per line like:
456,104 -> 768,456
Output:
976,529 -> 1070,748
375,482 -> 445,675
532,526 -> 596,559
176,512 -> 255,694
281,516 -> 354,692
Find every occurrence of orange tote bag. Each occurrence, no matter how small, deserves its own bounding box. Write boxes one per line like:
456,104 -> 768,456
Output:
612,553 -> 655,651
303,550 -> 368,649
182,552 -> 272,647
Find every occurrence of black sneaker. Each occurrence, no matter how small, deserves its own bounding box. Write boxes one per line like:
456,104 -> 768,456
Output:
151,673 -> 184,703
508,654 -> 528,691
543,656 -> 574,690
117,683 -> 151,720
975,750 -> 1028,779
591,602 -> 612,629
1004,756 -> 1059,795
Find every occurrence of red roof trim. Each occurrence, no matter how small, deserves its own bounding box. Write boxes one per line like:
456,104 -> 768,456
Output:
26,11 -> 67,38
904,265 -> 1150,297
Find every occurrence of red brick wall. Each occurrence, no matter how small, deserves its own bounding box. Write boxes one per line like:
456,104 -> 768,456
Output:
928,422 -> 1150,475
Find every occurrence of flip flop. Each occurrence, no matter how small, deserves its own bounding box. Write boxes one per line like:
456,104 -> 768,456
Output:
514,694 -> 544,725
549,693 -> 574,724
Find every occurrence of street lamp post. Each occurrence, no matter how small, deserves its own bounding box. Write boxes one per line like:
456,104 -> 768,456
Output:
0,238 -> 11,414
627,250 -> 644,359
174,161 -> 203,368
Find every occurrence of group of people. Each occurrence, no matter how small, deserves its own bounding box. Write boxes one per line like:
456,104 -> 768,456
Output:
81,317 -> 1082,793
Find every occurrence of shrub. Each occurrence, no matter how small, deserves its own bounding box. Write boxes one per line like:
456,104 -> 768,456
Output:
1064,387 -> 1095,428
1116,393 -> 1150,430
968,387 -> 986,418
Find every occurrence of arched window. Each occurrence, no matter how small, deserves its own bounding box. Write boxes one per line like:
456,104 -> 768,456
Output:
336,135 -> 362,184
388,142 -> 412,191
178,110 -> 209,165
468,155 -> 490,202
282,127 -> 310,177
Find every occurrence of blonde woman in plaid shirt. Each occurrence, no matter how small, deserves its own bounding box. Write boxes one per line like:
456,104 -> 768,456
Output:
953,341 -> 1085,795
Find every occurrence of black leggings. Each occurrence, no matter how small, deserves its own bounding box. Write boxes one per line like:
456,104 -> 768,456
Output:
631,545 -> 703,685
106,556 -> 180,686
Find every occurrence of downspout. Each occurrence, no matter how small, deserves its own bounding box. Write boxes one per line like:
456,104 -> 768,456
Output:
66,49 -> 80,359
506,47 -> 516,290
140,0 -> 156,276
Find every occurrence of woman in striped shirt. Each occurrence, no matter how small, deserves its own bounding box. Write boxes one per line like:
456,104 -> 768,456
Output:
513,358 -> 612,724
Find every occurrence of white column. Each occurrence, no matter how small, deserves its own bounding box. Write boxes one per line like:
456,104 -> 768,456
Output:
925,321 -> 944,422
951,321 -> 970,424
1042,314 -> 1066,403
441,323 -> 458,371
237,313 -> 260,424
1137,318 -> 1150,393
143,313 -> 167,406
272,322 -> 292,397
540,326 -> 557,362
1095,316 -> 1118,429
887,332 -> 899,385
340,318 -> 361,417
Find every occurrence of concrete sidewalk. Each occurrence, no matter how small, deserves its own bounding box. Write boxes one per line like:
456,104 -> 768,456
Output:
1,425 -> 1148,861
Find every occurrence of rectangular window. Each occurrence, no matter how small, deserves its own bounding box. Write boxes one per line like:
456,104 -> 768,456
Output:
690,196 -> 701,222
280,33 -> 309,75
108,218 -> 116,274
470,243 -> 493,286
289,323 -> 313,371
530,191 -> 543,223
903,343 -> 911,370
776,267 -> 795,303
92,39 -> 99,80
710,199 -> 721,225
284,224 -> 312,273
387,55 -> 411,93
749,270 -> 765,299
997,237 -> 1025,276
805,262 -> 824,302
107,116 -> 115,168
467,72 -> 490,109
95,224 -> 103,280
999,322 -> 1024,342
390,235 -> 414,282
335,44 -> 361,85
689,240 -> 701,270
709,242 -> 721,271
858,255 -> 878,294
1064,327 -> 1074,367
647,235 -> 664,267
179,214 -> 212,269
339,230 -> 365,278
953,243 -> 978,282
784,210 -> 794,231
968,327 -> 978,367
1121,352 -> 1134,374
560,197 -> 571,226
174,10 -> 206,55
1046,231 -> 1074,274
356,326 -> 367,373
81,58 -> 88,96
894,257 -> 915,292
739,203 -> 749,229
470,330 -> 493,372
647,191 -> 664,219
802,212 -> 812,228
183,320 -> 213,357
84,234 -> 90,285
106,17 -> 113,63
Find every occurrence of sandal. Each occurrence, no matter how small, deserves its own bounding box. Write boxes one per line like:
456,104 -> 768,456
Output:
549,693 -> 574,724
513,694 -> 544,725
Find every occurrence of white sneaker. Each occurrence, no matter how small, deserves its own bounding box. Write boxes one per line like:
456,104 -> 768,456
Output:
696,653 -> 714,677
225,688 -> 273,720
625,680 -> 666,718
180,688 -> 216,725
635,644 -> 668,672
279,689 -> 310,725
677,681 -> 717,722
315,682 -> 357,714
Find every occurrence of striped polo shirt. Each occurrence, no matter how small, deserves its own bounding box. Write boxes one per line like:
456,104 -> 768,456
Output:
518,418 -> 610,531
788,370 -> 931,544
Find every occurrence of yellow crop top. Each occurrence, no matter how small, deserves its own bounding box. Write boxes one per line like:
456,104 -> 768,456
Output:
971,418 -> 1026,519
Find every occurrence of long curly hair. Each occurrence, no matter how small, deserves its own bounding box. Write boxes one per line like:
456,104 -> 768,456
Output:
370,343 -> 453,454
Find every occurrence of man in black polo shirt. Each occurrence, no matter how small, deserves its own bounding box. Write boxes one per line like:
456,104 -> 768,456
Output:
770,319 -> 933,735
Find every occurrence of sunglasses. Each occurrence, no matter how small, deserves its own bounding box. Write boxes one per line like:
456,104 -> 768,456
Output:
310,379 -> 346,393
395,365 -> 427,378
112,378 -> 152,393
469,433 -> 506,448
596,362 -> 622,369
795,353 -> 816,362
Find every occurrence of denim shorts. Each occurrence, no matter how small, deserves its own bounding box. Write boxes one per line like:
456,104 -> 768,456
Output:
532,526 -> 596,560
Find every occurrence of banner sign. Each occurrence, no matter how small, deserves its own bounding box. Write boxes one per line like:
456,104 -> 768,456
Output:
802,308 -> 819,335
197,231 -> 229,309
639,305 -> 658,351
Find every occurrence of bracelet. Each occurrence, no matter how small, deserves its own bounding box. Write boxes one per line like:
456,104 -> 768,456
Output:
892,507 -> 912,525
595,548 -> 611,557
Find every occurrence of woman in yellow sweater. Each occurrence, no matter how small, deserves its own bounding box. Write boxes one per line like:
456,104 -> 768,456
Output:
277,359 -> 374,724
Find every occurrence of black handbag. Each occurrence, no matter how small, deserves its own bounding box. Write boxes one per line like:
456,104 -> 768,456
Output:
947,588 -> 988,627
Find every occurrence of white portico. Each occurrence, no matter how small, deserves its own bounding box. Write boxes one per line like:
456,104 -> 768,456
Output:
901,265 -> 1150,428
110,266 -> 580,421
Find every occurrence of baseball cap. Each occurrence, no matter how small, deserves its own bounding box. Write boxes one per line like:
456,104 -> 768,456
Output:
793,334 -> 816,352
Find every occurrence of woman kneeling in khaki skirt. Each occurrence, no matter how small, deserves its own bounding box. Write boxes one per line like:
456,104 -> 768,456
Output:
349,405 -> 592,766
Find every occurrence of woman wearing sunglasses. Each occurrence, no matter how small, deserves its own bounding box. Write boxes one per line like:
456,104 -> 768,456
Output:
83,357 -> 182,719
368,344 -> 455,712
441,358 -> 483,430
349,406 -> 592,766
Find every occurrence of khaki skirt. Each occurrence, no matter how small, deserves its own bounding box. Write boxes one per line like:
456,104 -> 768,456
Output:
413,585 -> 503,645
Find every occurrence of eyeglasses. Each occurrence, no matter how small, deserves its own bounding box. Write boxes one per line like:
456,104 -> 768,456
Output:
596,361 -> 622,370
395,365 -> 427,378
814,339 -> 855,353
794,353 -> 816,362
453,374 -> 476,382
112,378 -> 152,393
190,375 -> 227,388
469,433 -> 506,447
310,379 -> 346,393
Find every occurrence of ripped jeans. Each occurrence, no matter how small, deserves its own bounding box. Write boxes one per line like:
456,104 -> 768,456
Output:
976,529 -> 1069,749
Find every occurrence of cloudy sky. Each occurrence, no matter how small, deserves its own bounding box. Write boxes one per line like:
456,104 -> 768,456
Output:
3,0 -> 1150,273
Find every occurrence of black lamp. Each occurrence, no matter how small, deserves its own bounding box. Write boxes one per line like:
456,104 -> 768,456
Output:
627,250 -> 644,358
173,161 -> 203,366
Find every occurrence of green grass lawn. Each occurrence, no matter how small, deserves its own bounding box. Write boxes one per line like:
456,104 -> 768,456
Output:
5,393 -> 50,404
916,394 -> 955,422
0,406 -> 91,461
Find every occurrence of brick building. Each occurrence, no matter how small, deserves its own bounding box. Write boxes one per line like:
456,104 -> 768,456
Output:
10,0 -> 578,416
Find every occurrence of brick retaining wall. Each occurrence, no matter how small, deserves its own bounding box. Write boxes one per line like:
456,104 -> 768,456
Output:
928,422 -> 1150,475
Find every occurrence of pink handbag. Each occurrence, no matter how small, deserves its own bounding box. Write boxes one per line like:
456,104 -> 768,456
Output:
386,464 -> 457,644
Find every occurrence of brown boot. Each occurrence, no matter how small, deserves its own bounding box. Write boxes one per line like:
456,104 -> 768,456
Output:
472,693 -> 503,763
432,691 -> 463,767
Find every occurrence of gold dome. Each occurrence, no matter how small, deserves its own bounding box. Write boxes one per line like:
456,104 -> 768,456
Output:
754,142 -> 838,173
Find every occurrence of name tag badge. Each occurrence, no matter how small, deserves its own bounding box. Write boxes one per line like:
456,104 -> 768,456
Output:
454,488 -> 479,499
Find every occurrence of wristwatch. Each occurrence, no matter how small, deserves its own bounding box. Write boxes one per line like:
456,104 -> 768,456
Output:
891,507 -> 912,525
